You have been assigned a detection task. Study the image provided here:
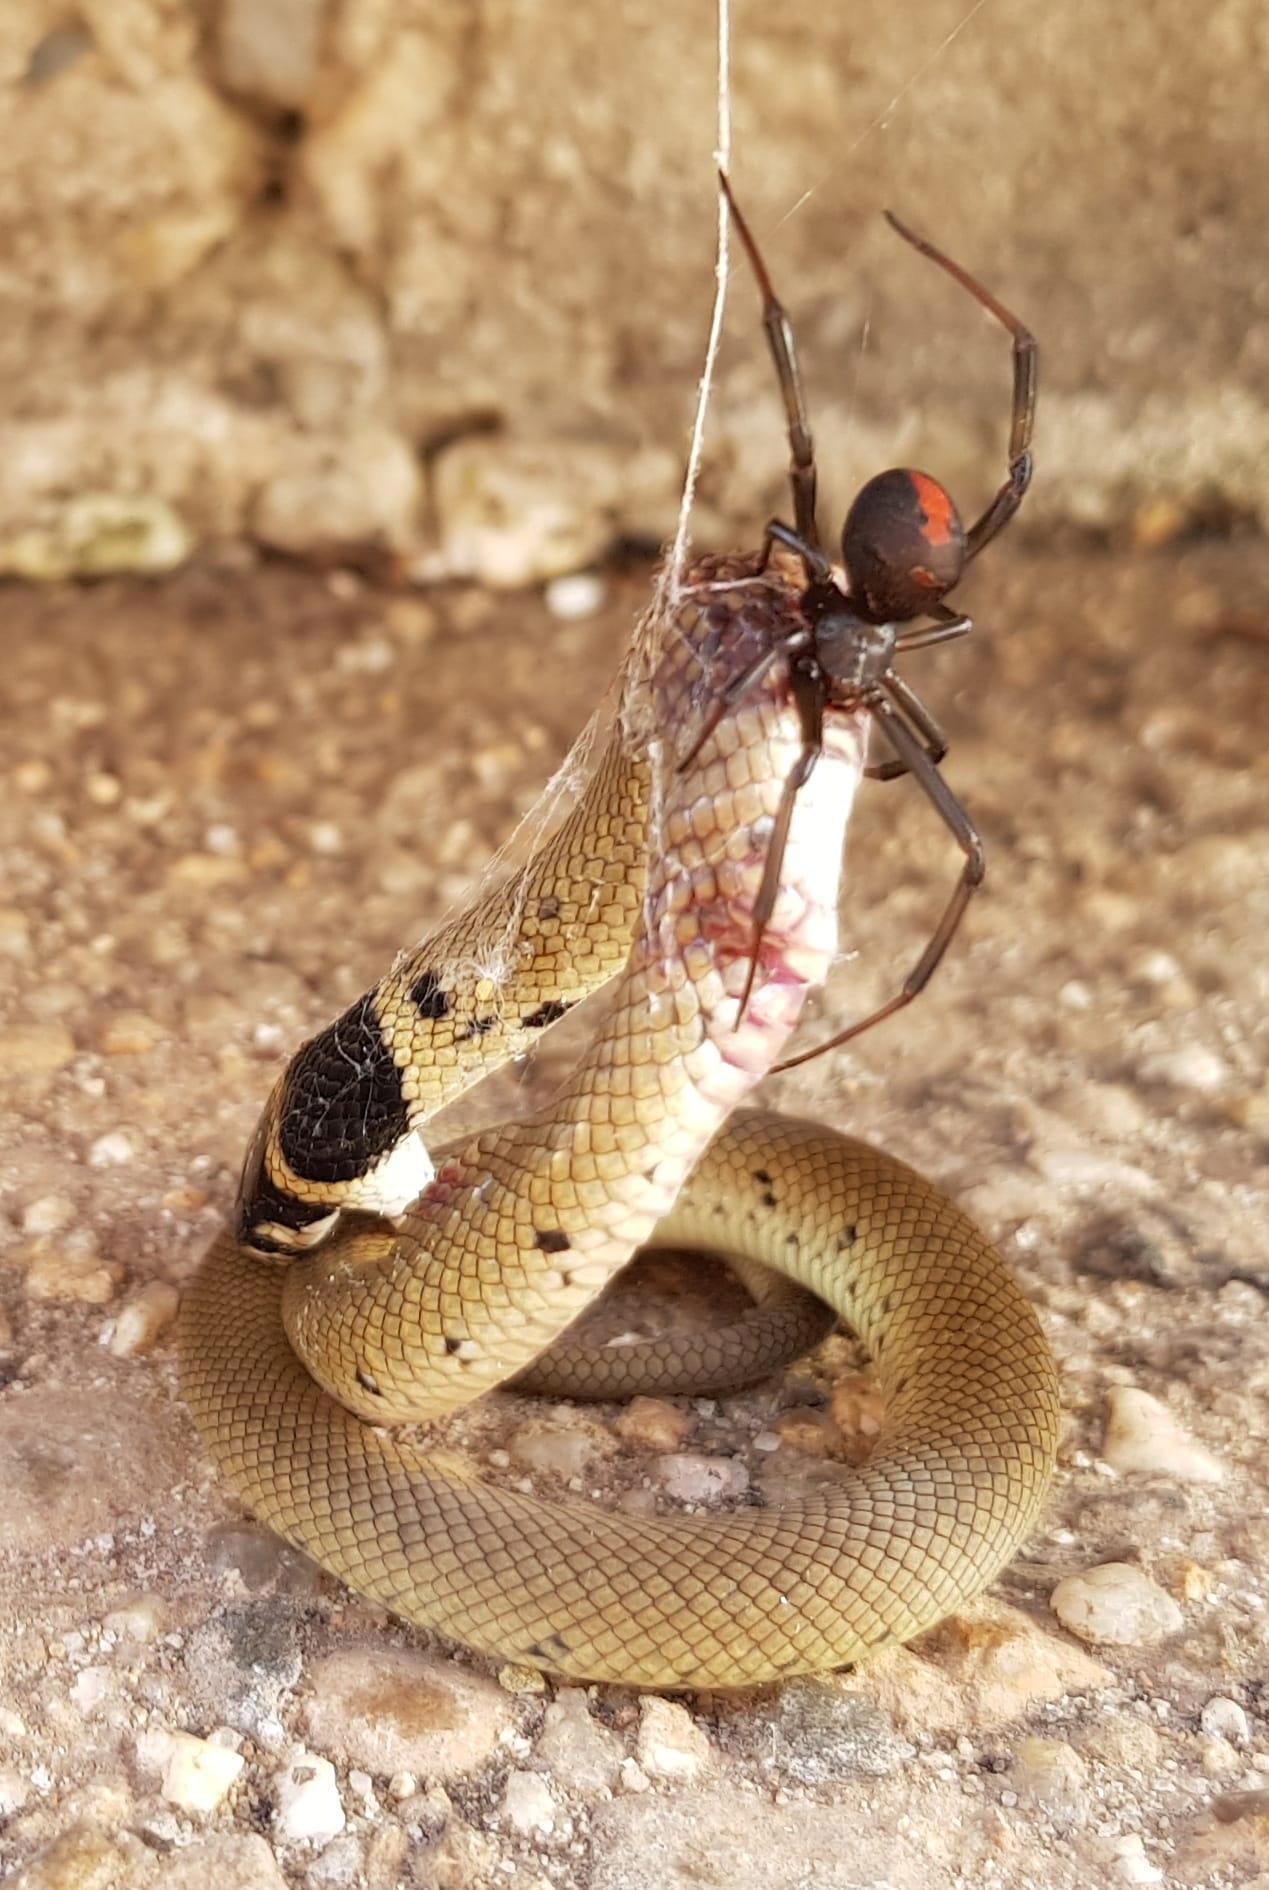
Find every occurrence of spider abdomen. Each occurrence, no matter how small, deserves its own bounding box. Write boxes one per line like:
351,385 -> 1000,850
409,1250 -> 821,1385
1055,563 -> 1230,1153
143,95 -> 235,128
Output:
842,468 -> 967,623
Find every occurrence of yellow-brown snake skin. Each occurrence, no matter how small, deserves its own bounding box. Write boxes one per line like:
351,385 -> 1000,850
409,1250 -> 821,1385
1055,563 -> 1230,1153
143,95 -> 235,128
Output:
181,555 -> 1059,1689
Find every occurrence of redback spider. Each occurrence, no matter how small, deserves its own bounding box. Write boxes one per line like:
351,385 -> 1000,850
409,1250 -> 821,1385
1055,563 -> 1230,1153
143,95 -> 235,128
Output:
685,171 -> 1036,1071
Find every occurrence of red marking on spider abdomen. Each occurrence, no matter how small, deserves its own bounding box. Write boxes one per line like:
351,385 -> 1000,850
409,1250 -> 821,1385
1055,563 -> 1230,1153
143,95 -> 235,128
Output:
910,471 -> 957,545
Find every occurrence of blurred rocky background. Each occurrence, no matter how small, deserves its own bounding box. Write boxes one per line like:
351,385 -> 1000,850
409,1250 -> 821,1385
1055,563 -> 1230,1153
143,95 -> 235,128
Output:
1,0 -> 1265,586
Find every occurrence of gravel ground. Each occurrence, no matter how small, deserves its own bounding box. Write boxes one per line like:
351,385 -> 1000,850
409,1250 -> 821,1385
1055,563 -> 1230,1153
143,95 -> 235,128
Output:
0,537 -> 1266,1888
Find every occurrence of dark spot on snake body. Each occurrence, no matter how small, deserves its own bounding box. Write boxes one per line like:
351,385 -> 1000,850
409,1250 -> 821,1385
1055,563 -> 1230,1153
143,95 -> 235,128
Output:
277,993 -> 410,1184
409,970 -> 450,1019
753,1168 -> 772,1185
454,1015 -> 498,1043
356,1367 -> 382,1396
537,897 -> 561,920
444,1335 -> 462,1354
523,999 -> 572,1030
535,1228 -> 571,1252
760,1188 -> 777,1209
837,1223 -> 858,1250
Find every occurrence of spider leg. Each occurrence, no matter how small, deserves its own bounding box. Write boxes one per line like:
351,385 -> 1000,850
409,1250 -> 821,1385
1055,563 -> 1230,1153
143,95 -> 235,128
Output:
759,519 -> 834,585
720,171 -> 821,549
894,603 -> 972,654
677,641 -> 792,774
864,670 -> 949,781
772,689 -> 984,1072
735,664 -> 825,1023
884,210 -> 1036,563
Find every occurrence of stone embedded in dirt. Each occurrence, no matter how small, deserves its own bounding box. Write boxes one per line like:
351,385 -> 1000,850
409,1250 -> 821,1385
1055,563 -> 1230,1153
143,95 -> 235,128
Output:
917,1601 -> 1114,1724
1198,1695 -> 1251,1745
654,1453 -> 749,1503
501,1769 -> 558,1836
497,1662 -> 549,1696
97,1011 -> 165,1055
829,1373 -> 886,1453
272,1747 -> 345,1845
108,1281 -> 181,1357
1136,1044 -> 1232,1094
150,1730 -> 246,1815
1009,1736 -> 1090,1824
24,1234 -> 121,1306
304,1832 -> 365,1888
0,1767 -> 30,1816
635,1699 -> 711,1784
0,1023 -> 76,1075
534,1688 -> 625,1793
1091,1832 -> 1165,1885
1101,1386 -> 1225,1483
20,1194 -> 75,1236
8,1824 -> 157,1890
509,1416 -> 617,1480
612,1397 -> 693,1453
719,1676 -> 913,1783
254,429 -> 422,561
204,1523 -> 323,1597
772,1407 -> 840,1457
87,1131 -> 136,1168
1050,1563 -> 1185,1646
300,1648 -> 513,1780
103,1594 -> 167,1643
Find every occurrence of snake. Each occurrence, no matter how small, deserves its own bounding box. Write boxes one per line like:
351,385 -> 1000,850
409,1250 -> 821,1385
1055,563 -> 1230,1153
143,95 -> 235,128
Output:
180,553 -> 1059,1690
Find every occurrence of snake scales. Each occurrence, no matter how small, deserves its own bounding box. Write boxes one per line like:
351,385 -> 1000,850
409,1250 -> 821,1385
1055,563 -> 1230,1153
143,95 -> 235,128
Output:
181,554 -> 1059,1689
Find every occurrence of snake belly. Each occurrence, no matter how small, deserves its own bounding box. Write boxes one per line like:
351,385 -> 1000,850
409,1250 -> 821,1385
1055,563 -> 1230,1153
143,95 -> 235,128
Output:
180,555 -> 1059,1689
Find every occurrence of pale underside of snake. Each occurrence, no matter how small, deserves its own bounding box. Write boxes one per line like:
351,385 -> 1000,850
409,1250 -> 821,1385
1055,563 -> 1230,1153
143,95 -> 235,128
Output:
180,553 -> 1060,1690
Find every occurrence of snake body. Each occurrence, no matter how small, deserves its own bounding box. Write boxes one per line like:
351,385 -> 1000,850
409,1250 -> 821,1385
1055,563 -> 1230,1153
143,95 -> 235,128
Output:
181,556 -> 1059,1689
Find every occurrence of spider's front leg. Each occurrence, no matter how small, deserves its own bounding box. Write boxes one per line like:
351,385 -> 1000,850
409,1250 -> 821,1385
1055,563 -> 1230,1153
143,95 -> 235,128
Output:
758,519 -> 833,586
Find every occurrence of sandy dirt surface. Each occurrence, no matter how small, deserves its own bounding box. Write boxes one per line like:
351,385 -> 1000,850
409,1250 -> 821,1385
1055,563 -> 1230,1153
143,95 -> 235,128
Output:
0,537 -> 1266,1887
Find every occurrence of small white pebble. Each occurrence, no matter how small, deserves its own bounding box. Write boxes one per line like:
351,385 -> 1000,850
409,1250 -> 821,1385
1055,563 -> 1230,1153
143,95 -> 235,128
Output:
108,1281 -> 180,1358
636,1698 -> 710,1783
1050,1563 -> 1183,1646
655,1454 -> 749,1502
274,1747 -> 345,1844
752,1431 -> 782,1453
21,1194 -> 75,1236
1136,1044 -> 1230,1094
613,1397 -> 693,1453
544,571 -> 606,619
1199,1696 -> 1250,1745
388,1771 -> 417,1801
1102,1386 -> 1224,1483
0,1769 -> 30,1816
88,1131 -> 135,1168
619,1759 -> 651,1793
308,822 -> 343,856
160,1731 -> 245,1814
103,1595 -> 165,1642
69,1666 -> 111,1712
1107,1832 -> 1163,1884
501,1769 -> 556,1836
347,1769 -> 377,1808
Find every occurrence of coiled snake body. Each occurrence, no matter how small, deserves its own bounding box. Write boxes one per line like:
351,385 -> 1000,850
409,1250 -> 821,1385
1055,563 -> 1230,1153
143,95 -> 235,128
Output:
181,556 -> 1059,1689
